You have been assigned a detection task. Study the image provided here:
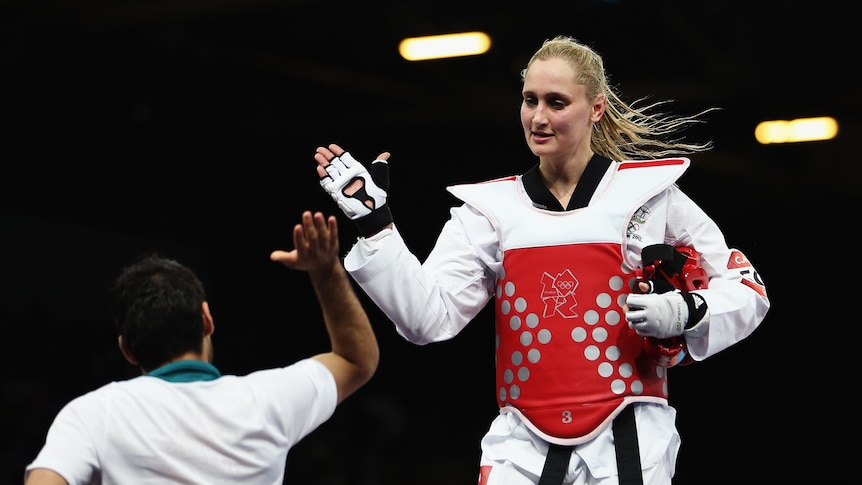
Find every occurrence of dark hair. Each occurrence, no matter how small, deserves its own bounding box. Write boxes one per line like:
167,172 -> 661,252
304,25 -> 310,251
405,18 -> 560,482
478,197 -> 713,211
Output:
110,254 -> 207,372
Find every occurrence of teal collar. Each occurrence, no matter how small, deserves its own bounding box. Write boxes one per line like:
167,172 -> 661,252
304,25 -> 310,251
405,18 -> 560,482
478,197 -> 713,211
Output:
147,360 -> 222,383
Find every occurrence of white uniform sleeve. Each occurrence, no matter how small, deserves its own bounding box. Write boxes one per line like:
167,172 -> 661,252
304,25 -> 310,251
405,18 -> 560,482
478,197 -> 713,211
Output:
246,359 -> 338,446
663,186 -> 770,360
25,393 -> 102,484
344,204 -> 499,345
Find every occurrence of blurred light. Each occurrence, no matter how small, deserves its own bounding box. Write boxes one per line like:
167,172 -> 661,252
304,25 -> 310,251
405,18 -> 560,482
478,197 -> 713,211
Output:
399,32 -> 491,61
754,116 -> 839,144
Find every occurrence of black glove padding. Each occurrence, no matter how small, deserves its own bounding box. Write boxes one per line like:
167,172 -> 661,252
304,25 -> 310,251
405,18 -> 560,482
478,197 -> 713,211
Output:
318,151 -> 392,237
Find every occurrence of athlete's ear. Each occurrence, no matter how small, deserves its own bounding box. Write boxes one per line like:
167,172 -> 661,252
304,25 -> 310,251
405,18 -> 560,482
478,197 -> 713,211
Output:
591,93 -> 607,122
118,336 -> 138,365
201,301 -> 214,337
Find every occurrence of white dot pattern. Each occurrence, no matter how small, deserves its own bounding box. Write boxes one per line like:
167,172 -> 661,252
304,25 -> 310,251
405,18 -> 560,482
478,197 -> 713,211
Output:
495,262 -> 668,416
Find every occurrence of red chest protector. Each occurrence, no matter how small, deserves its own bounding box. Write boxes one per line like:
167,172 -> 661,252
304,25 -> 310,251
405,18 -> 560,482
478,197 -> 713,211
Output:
495,242 -> 669,444
448,157 -> 690,444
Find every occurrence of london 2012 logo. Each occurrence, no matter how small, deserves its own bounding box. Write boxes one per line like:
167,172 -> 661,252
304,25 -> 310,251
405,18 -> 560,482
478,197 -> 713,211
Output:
540,269 -> 579,318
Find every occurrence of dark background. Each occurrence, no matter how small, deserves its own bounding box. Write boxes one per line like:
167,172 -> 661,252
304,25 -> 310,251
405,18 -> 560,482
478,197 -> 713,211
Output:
1,1 -> 855,484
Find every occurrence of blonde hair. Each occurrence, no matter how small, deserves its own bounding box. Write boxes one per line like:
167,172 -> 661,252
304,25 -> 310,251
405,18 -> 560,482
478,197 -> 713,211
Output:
523,35 -> 717,161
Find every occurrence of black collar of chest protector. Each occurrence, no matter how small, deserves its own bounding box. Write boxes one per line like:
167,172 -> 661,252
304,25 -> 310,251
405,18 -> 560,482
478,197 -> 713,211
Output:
522,154 -> 613,211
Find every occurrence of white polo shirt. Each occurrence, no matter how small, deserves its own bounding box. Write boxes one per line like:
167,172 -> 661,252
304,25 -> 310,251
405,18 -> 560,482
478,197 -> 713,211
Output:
25,358 -> 337,484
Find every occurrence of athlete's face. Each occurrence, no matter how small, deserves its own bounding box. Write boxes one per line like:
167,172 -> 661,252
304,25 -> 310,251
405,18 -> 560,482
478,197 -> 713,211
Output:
520,58 -> 604,162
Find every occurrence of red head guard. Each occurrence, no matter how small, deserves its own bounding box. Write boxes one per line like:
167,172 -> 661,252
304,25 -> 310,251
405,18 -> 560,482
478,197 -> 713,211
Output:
633,244 -> 709,367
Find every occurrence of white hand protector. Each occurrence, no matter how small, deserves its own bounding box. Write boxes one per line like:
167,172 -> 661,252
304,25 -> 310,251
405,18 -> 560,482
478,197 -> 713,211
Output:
626,290 -> 708,339
318,151 -> 392,237
626,291 -> 688,339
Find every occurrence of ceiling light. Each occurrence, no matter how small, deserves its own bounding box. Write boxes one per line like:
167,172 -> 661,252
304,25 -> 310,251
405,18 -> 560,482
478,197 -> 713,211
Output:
754,116 -> 838,144
399,32 -> 491,61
